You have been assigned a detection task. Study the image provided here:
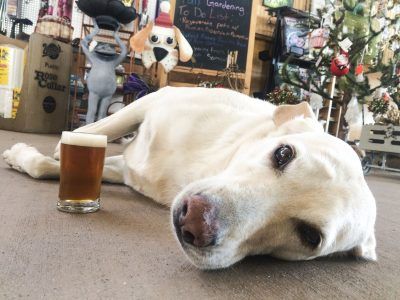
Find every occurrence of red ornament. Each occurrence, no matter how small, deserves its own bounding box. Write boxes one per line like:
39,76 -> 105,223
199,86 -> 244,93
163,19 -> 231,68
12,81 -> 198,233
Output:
383,93 -> 390,101
330,51 -> 350,77
355,64 -> 364,75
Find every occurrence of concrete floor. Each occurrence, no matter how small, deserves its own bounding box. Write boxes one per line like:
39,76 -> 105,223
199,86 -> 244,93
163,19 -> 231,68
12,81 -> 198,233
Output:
0,130 -> 399,300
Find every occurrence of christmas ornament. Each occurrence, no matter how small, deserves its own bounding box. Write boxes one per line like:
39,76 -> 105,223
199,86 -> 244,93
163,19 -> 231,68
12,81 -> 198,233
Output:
355,64 -> 363,75
355,46 -> 366,82
371,18 -> 382,32
344,95 -> 362,124
355,64 -> 364,82
330,51 -> 350,76
338,38 -> 353,52
310,28 -> 329,49
309,93 -> 324,110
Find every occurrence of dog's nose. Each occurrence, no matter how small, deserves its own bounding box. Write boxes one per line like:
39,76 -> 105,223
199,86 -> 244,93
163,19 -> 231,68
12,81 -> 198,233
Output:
176,195 -> 218,247
153,47 -> 168,61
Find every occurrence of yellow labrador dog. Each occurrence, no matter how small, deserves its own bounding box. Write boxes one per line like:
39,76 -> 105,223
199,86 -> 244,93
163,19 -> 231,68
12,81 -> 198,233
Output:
3,87 -> 376,269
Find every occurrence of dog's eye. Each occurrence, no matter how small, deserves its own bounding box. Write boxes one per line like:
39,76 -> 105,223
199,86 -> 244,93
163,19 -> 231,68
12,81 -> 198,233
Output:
297,222 -> 322,249
273,145 -> 295,169
166,37 -> 174,45
150,35 -> 159,43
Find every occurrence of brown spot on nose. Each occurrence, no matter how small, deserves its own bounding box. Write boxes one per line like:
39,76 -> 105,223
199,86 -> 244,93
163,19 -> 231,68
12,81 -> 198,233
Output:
177,195 -> 218,247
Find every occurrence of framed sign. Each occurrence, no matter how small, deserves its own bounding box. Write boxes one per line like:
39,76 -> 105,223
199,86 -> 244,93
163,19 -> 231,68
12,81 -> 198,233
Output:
173,0 -> 253,72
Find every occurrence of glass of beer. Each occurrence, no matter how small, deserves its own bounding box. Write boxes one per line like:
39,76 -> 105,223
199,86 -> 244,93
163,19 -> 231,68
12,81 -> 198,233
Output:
57,131 -> 107,213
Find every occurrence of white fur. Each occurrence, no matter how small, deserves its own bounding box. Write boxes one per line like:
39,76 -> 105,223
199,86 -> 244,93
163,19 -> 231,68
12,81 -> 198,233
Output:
2,87 -> 377,269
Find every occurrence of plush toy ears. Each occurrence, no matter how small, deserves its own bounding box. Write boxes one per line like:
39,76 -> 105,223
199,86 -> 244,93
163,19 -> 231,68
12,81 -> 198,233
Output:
273,101 -> 316,127
130,22 -> 154,53
174,26 -> 193,62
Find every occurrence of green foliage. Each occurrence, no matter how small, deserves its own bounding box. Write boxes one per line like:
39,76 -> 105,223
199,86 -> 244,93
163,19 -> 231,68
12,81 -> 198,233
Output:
280,0 -> 400,105
368,96 -> 390,115
266,87 -> 301,105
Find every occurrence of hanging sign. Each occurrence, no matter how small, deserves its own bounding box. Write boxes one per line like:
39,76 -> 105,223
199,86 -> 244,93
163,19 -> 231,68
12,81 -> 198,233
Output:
173,0 -> 253,71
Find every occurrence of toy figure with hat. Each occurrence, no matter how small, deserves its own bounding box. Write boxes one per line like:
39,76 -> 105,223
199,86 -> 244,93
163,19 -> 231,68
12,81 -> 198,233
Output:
130,1 -> 193,73
77,1 -> 137,124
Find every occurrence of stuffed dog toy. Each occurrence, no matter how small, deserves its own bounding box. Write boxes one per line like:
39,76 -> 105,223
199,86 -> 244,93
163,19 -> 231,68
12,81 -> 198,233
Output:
130,1 -> 193,73
3,87 -> 376,269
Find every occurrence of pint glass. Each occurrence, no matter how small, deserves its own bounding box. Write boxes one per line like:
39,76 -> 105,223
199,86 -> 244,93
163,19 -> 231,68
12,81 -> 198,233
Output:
57,132 -> 107,213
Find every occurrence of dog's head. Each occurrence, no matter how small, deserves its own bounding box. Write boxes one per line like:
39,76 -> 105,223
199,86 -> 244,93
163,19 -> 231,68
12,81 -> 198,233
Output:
171,102 -> 376,269
130,2 -> 193,72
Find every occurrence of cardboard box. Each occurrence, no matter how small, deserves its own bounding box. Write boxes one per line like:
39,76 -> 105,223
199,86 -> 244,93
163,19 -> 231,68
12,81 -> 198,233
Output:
0,33 -> 72,133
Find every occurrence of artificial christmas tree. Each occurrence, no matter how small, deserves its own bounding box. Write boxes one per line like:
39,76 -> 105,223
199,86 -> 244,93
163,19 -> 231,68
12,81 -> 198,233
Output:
278,0 -> 399,127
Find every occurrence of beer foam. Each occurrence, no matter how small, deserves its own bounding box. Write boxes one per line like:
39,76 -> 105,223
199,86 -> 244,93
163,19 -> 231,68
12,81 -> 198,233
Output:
61,131 -> 107,148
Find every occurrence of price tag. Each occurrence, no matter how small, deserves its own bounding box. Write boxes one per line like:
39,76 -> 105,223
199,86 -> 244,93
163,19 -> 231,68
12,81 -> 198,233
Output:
338,38 -> 353,52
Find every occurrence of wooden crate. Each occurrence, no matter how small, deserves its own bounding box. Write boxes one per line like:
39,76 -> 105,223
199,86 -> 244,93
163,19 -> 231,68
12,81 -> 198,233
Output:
359,124 -> 400,154
0,33 -> 72,133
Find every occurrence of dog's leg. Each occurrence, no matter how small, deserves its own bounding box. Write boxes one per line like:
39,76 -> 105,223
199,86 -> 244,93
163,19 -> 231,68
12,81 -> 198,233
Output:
102,155 -> 125,184
53,87 -> 166,159
3,143 -> 59,179
74,87 -> 166,140
3,143 -> 125,183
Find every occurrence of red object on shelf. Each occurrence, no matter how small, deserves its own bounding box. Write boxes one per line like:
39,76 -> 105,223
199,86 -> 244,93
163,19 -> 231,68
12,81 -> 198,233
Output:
330,50 -> 350,77
355,64 -> 363,75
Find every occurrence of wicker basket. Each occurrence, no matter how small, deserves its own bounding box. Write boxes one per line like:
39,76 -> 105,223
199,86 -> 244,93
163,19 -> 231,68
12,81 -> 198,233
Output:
35,16 -> 74,43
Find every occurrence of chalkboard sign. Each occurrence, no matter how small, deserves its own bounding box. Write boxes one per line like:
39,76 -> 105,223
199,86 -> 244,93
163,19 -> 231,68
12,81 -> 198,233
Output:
174,0 -> 253,72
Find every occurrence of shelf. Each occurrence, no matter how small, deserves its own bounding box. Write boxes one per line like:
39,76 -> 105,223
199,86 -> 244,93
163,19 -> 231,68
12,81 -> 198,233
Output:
267,6 -> 320,21
83,24 -> 133,35
280,53 -> 316,68
76,108 -> 87,114
255,33 -> 273,42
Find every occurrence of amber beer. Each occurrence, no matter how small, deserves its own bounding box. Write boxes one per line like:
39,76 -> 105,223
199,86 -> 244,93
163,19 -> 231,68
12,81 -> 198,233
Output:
57,132 -> 107,213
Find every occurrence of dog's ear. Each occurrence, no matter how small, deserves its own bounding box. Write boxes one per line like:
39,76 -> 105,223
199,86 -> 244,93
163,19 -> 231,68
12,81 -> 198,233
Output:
273,102 -> 316,127
174,26 -> 193,62
351,231 -> 377,261
130,22 -> 153,53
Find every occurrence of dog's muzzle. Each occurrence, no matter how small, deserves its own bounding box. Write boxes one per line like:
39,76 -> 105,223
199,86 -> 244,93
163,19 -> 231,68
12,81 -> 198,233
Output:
173,195 -> 219,248
153,47 -> 169,62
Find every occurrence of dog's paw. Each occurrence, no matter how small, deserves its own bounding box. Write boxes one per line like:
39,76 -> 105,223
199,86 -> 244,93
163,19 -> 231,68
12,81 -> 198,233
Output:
2,143 -> 31,172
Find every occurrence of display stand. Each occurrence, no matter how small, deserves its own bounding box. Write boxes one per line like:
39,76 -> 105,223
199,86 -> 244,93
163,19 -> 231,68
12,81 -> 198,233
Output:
264,6 -> 342,137
264,6 -> 316,94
